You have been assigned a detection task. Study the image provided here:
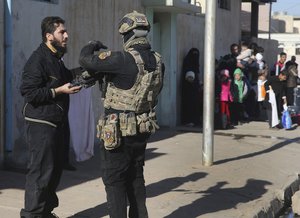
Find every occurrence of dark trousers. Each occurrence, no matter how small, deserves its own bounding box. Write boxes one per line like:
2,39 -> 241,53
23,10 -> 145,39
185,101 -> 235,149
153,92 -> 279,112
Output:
231,102 -> 244,124
266,108 -> 272,128
63,120 -> 70,165
20,122 -> 65,218
257,101 -> 267,121
100,134 -> 149,218
286,87 -> 295,106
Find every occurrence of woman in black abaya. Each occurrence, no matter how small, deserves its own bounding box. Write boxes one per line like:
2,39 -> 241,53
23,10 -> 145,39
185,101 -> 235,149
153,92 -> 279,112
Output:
181,48 -> 202,126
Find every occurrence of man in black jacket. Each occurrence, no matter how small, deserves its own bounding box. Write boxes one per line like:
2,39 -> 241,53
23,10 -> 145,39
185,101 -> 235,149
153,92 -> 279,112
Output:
79,11 -> 164,218
20,16 -> 81,218
264,70 -> 287,128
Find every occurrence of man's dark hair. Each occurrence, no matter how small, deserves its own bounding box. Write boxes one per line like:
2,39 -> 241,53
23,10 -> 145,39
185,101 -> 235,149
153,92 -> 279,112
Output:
249,42 -> 258,50
256,46 -> 264,54
280,52 -> 287,57
230,43 -> 239,51
41,16 -> 65,42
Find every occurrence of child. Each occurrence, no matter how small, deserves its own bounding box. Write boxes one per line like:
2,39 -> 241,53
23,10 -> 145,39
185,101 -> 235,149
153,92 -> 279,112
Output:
257,69 -> 267,120
231,68 -> 248,125
255,53 -> 265,70
219,69 -> 233,129
236,41 -> 252,69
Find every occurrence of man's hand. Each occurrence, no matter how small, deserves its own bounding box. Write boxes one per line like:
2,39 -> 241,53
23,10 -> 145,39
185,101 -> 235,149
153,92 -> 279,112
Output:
88,40 -> 108,51
236,62 -> 245,69
55,83 -> 82,95
283,96 -> 287,105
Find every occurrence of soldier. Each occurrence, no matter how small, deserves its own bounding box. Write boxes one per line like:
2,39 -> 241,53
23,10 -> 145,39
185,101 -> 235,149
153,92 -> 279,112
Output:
79,11 -> 164,218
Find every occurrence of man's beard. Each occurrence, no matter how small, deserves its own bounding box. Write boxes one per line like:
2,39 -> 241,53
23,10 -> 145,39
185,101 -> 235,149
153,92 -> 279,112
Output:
51,39 -> 67,56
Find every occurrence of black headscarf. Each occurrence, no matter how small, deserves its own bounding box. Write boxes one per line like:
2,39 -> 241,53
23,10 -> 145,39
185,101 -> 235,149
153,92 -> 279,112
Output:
182,48 -> 200,75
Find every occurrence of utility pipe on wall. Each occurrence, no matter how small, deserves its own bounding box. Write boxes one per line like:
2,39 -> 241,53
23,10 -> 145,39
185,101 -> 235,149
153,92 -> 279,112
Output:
0,0 -> 5,166
5,0 -> 13,152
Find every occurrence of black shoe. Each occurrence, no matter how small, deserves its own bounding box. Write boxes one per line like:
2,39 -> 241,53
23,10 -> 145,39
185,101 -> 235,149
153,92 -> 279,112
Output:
227,124 -> 235,129
63,163 -> 76,171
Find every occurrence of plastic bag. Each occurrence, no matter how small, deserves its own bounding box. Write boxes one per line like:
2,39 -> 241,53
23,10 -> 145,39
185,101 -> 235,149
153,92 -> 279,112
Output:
282,110 -> 292,130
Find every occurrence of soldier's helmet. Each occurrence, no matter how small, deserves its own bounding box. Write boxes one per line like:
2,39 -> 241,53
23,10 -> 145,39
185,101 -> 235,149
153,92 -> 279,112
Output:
118,11 -> 150,35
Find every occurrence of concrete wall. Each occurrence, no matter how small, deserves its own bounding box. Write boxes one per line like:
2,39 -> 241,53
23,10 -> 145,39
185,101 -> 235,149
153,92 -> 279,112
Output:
272,14 -> 294,33
6,0 -> 247,167
294,19 -> 300,33
59,0 -> 144,121
176,1 -> 241,125
186,0 -> 241,60
0,0 -> 5,167
215,0 -> 241,58
258,33 -> 300,72
177,13 -> 205,124
177,1 -> 243,63
152,12 -> 178,127
177,14 -> 205,83
9,0 -> 144,168
11,0 -> 63,167
258,4 -> 271,33
241,3 -> 271,34
197,0 -> 206,13
251,37 -> 279,69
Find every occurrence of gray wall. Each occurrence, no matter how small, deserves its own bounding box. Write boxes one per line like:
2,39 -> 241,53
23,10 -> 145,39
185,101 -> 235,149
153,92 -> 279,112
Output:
0,0 -> 5,167
177,14 -> 205,83
5,0 -> 256,167
10,0 -> 144,167
153,13 -> 175,127
272,14 -> 294,33
10,0 -> 63,166
177,14 -> 205,124
251,37 -> 279,70
215,1 -> 242,59
60,0 -> 144,122
176,2 -> 242,125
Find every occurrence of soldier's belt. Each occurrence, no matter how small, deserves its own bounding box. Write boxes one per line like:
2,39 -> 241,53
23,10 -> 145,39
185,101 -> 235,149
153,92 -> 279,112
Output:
96,111 -> 159,150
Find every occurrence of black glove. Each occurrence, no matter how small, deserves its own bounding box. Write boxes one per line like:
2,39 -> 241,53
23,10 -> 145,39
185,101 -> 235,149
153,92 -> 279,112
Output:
69,71 -> 96,89
88,40 -> 108,51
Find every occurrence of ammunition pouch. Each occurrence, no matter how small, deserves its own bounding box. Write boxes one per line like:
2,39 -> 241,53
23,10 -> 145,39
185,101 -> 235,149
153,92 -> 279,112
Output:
97,111 -> 159,150
136,111 -> 159,134
97,114 -> 121,150
119,112 -> 137,136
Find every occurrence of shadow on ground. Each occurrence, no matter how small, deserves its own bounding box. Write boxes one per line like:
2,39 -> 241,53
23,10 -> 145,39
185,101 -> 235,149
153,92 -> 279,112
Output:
214,137 -> 300,165
68,172 -> 207,218
0,135 -> 168,192
165,179 -> 272,217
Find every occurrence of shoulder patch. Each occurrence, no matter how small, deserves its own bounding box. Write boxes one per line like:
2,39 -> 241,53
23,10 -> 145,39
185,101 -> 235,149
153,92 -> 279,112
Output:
99,51 -> 111,60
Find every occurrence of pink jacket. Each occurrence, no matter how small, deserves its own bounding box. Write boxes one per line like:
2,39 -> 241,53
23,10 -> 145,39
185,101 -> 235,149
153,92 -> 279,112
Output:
220,80 -> 233,102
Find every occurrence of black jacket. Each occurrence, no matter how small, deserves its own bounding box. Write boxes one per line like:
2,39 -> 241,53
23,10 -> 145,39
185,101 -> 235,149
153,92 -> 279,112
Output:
20,43 -> 74,125
79,41 -> 164,114
79,43 -> 157,90
264,76 -> 286,111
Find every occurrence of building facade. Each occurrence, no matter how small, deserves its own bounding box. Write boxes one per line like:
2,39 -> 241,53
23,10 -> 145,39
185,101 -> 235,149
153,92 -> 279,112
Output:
1,0 -> 245,168
258,12 -> 300,70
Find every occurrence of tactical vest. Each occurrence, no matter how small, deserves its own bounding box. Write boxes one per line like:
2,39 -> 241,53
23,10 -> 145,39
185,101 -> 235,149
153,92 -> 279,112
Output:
104,48 -> 163,114
98,49 -> 163,150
